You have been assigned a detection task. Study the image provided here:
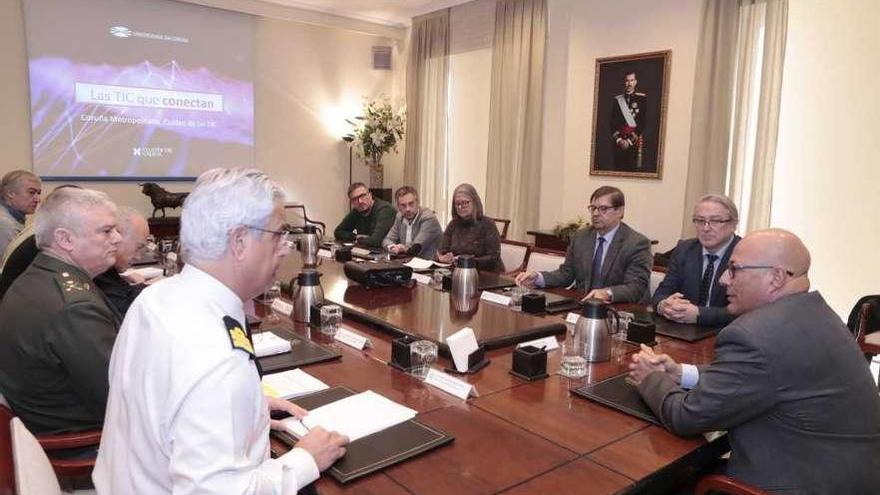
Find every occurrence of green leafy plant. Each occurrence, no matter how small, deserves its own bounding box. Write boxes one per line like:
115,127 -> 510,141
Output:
345,97 -> 406,165
552,216 -> 589,242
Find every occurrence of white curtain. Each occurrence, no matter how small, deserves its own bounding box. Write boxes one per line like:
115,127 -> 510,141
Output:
727,0 -> 788,231
681,0 -> 740,235
484,0 -> 547,241
682,0 -> 787,234
404,11 -> 450,221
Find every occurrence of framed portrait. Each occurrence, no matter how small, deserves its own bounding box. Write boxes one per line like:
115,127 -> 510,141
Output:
589,50 -> 671,179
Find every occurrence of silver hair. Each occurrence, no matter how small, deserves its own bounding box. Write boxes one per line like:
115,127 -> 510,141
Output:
34,188 -> 117,249
450,183 -> 485,221
180,168 -> 284,263
697,194 -> 739,223
0,170 -> 40,200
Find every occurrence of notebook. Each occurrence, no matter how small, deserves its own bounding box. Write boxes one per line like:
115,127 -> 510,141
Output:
280,390 -> 417,442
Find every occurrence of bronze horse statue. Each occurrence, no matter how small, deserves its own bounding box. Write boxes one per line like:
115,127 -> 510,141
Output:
139,183 -> 189,218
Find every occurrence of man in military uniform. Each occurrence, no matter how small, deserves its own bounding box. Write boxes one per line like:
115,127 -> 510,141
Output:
610,71 -> 648,170
95,168 -> 347,494
0,187 -> 121,434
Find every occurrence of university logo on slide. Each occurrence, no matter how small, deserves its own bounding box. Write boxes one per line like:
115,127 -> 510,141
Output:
110,26 -> 132,38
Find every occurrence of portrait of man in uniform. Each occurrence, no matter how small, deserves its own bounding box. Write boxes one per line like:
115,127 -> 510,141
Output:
590,50 -> 670,179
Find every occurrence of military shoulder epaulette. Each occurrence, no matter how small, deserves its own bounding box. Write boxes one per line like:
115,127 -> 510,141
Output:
54,271 -> 95,302
223,315 -> 255,359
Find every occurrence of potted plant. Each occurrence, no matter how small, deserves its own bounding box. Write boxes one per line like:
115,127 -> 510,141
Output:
552,216 -> 589,243
345,97 -> 406,189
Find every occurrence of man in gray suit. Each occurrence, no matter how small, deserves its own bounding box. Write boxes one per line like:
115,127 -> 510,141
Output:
515,186 -> 651,304
652,194 -> 741,326
629,229 -> 880,493
382,186 -> 443,259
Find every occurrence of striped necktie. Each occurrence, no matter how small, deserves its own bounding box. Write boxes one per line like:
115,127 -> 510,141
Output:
698,254 -> 719,307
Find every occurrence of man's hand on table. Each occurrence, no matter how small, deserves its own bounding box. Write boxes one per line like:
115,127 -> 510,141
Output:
582,288 -> 612,303
266,396 -> 349,470
627,344 -> 682,386
658,293 -> 699,324
514,271 -> 539,288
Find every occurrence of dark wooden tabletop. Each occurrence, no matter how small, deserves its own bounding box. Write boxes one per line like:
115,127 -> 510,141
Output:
262,255 -> 724,494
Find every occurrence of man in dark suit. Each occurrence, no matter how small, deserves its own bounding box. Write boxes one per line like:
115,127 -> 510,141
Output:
515,186 -> 652,304
629,229 -> 880,493
652,194 -> 740,326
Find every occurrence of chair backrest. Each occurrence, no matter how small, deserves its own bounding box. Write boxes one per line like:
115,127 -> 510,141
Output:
10,417 -> 63,495
500,240 -> 529,274
487,217 -> 510,239
524,247 -> 566,273
649,270 -> 666,298
1,406 -> 15,495
284,203 -> 327,236
848,295 -> 880,339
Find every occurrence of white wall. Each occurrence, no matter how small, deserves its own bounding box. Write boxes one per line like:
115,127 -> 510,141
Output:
540,0 -> 703,251
771,0 -> 880,317
0,0 -> 404,228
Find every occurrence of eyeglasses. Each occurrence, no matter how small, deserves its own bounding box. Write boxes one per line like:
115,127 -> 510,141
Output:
454,200 -> 472,208
692,217 -> 732,229
587,205 -> 618,215
726,262 -> 795,278
246,225 -> 293,247
350,191 -> 370,203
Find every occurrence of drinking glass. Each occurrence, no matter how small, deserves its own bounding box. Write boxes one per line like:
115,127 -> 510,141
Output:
319,304 -> 343,338
509,286 -> 528,308
432,269 -> 451,290
263,281 -> 282,324
559,334 -> 587,378
410,340 -> 438,380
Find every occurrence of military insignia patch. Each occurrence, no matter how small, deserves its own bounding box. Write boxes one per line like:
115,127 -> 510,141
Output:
223,316 -> 255,358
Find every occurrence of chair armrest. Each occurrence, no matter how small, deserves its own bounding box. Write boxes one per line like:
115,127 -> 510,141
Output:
695,474 -> 768,495
36,429 -> 101,450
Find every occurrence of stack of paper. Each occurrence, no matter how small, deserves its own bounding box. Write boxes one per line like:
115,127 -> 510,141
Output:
351,247 -> 373,258
281,390 -> 417,441
261,369 -> 329,399
252,332 -> 292,357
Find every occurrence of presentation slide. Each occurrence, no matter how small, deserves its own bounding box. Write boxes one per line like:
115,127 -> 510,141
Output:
23,0 -> 255,180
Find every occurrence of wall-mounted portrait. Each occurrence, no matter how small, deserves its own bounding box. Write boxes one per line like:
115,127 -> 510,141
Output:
589,50 -> 670,179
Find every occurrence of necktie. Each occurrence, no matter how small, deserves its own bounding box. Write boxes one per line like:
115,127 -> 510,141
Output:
698,254 -> 719,307
590,236 -> 606,290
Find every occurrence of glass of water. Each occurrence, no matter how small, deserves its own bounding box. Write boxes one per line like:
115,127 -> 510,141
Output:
263,281 -> 282,324
410,340 -> 438,380
319,304 -> 343,338
509,286 -> 528,308
559,335 -> 587,378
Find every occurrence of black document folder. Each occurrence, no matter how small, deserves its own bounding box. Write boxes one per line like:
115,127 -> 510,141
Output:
571,373 -> 662,426
272,386 -> 454,483
651,313 -> 721,342
256,328 -> 341,374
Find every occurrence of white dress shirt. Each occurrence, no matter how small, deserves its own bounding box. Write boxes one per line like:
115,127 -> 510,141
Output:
93,264 -> 318,494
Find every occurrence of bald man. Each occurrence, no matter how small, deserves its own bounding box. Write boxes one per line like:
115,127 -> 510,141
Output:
627,229 -> 880,493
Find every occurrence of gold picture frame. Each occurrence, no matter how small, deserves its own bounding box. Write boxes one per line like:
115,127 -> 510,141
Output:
589,50 -> 671,179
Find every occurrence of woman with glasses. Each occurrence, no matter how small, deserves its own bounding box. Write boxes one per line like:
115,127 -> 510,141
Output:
436,183 -> 504,273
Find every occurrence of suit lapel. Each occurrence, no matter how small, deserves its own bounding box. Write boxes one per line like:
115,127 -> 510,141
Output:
583,229 -> 597,285
710,235 -> 739,305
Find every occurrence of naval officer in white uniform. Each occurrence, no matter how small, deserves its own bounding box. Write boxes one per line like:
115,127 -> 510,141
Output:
93,168 -> 348,494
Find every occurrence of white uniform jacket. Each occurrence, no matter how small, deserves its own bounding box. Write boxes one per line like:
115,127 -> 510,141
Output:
93,265 -> 318,494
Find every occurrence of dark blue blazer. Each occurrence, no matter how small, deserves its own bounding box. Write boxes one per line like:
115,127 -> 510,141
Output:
651,236 -> 740,327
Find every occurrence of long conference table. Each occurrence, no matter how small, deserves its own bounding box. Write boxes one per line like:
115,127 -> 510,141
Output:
258,256 -> 727,495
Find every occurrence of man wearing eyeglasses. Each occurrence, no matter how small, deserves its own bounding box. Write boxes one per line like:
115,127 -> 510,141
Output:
628,229 -> 880,493
515,186 -> 652,304
333,182 -> 396,248
652,194 -> 741,326
95,169 -> 348,494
